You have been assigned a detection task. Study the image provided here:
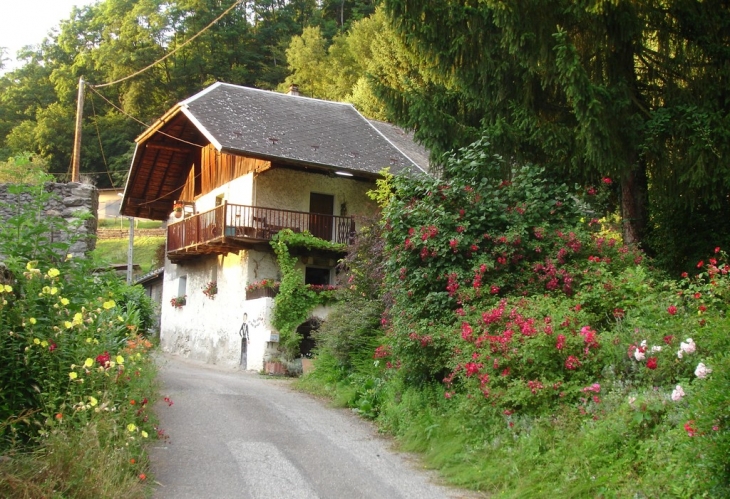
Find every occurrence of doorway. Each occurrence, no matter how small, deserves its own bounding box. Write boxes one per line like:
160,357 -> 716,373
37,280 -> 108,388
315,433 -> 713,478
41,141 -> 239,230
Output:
309,193 -> 334,241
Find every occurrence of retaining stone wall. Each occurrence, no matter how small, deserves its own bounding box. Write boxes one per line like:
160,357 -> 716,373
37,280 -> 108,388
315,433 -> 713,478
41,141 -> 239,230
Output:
0,182 -> 98,257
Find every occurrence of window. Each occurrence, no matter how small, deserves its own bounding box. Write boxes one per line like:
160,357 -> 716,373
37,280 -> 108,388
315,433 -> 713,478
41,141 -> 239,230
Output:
178,276 -> 187,297
305,267 -> 330,286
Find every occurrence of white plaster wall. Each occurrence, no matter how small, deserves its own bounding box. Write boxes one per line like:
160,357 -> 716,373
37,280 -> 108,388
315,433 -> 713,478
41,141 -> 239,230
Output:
195,173 -> 254,213
255,168 -> 376,226
160,245 -> 284,371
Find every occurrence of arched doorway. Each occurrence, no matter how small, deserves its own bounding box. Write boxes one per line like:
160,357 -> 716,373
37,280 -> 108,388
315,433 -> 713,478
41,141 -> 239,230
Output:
296,317 -> 321,358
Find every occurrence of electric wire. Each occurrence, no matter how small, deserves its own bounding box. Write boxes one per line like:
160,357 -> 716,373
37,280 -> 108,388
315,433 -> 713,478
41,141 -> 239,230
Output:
90,0 -> 242,89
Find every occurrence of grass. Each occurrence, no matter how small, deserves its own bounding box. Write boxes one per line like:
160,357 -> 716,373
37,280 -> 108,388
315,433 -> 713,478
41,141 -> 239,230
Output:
92,236 -> 165,273
0,420 -> 152,498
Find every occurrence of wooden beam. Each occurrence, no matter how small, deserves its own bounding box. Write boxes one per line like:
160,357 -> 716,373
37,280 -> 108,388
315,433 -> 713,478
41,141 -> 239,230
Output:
146,143 -> 193,153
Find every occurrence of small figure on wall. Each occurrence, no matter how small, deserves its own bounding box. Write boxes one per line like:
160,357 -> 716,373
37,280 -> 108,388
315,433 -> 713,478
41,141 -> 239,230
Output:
238,312 -> 249,369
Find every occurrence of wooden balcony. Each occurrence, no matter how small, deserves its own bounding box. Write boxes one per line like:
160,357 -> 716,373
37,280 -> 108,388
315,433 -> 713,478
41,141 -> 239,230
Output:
167,203 -> 355,263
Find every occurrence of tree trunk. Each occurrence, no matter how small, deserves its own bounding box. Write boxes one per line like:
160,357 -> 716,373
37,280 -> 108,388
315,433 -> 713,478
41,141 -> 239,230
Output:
621,163 -> 648,246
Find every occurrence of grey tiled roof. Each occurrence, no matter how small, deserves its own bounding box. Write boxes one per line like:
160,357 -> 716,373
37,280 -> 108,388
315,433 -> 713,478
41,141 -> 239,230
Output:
180,83 -> 428,176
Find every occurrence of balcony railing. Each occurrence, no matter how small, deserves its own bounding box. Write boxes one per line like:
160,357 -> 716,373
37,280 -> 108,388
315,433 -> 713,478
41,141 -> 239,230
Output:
167,202 -> 355,255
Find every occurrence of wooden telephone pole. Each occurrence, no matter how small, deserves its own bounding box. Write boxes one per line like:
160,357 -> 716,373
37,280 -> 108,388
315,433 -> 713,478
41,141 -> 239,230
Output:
71,77 -> 84,182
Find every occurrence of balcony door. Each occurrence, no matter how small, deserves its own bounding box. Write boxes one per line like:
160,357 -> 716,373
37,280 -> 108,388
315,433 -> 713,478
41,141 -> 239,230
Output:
309,193 -> 334,241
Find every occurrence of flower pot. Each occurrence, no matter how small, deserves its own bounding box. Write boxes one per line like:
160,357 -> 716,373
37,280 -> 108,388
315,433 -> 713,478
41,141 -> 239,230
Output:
174,210 -> 182,219
265,361 -> 286,375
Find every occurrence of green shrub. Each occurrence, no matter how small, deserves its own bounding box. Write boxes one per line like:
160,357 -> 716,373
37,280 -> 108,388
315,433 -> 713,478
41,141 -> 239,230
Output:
0,184 -> 158,494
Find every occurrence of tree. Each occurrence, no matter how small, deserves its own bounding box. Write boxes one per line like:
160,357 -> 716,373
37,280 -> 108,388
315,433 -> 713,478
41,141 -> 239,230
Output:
380,0 -> 730,248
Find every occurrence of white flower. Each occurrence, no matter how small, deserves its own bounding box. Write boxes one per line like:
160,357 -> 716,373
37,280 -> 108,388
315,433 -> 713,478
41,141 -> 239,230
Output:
634,349 -> 646,361
680,338 -> 696,355
640,340 -> 647,348
651,345 -> 662,353
671,384 -> 685,401
694,362 -> 712,379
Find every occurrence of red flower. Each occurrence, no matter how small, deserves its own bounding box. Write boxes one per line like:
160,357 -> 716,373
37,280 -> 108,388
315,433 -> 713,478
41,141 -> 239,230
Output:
461,322 -> 473,342
602,177 -> 612,185
556,334 -> 566,351
96,351 -> 111,368
663,335 -> 674,345
646,357 -> 658,370
699,304 -> 707,313
48,341 -> 57,352
565,356 -> 581,370
697,260 -> 704,268
715,246 -> 721,253
684,421 -> 696,437
667,305 -> 677,315
681,272 -> 688,278
464,362 -> 481,377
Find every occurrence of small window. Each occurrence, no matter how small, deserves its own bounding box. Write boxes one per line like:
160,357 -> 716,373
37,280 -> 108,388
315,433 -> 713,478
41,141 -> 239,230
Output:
215,194 -> 224,207
178,276 -> 187,297
305,267 -> 330,286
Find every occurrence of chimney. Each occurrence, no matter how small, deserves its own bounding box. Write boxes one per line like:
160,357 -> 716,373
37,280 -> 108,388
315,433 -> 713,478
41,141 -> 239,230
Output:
288,84 -> 300,96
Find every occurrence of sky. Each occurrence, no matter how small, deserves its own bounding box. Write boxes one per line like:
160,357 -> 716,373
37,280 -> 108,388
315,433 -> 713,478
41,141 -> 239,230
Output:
0,0 -> 97,71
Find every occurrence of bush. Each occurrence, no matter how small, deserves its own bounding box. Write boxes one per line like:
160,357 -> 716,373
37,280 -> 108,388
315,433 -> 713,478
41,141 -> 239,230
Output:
0,184 -> 157,495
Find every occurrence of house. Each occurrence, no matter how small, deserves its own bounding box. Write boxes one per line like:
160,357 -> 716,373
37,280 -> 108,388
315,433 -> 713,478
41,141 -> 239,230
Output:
120,82 -> 428,371
136,267 -> 164,334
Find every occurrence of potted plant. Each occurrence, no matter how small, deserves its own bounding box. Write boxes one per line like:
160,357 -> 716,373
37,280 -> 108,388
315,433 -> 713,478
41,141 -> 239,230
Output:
170,295 -> 186,308
264,356 -> 286,375
202,280 -> 218,299
173,202 -> 184,218
245,279 -> 280,300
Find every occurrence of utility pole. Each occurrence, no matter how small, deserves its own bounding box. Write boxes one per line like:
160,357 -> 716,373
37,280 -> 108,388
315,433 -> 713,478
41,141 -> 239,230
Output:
71,77 -> 85,182
127,217 -> 134,285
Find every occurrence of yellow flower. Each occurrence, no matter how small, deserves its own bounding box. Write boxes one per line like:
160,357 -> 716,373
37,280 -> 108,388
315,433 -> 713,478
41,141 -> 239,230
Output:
33,338 -> 40,345
61,298 -> 70,306
84,358 -> 94,368
26,260 -> 37,271
141,431 -> 148,438
127,423 -> 137,432
50,287 -> 58,295
3,285 -> 11,293
29,317 -> 36,325
118,316 -> 124,322
102,300 -> 116,310
69,372 -> 78,380
65,254 -> 72,261
64,321 -> 73,329
86,337 -> 93,343
47,268 -> 60,278
42,286 -> 51,294
89,396 -> 98,407
41,340 -> 48,348
73,313 -> 83,325
116,355 -> 125,365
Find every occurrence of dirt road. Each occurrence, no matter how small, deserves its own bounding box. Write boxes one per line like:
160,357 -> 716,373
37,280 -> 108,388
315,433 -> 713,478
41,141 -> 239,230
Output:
150,355 -> 478,499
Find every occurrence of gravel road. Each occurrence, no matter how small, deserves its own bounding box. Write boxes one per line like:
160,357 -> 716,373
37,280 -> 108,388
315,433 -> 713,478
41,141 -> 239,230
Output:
149,354 -> 480,499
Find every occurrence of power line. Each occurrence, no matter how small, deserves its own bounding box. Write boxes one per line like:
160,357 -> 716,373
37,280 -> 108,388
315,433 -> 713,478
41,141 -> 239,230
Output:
86,85 -> 204,149
90,0 -> 242,89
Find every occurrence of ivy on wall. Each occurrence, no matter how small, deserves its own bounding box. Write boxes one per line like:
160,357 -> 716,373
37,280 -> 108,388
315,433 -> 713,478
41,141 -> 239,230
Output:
270,229 -> 342,358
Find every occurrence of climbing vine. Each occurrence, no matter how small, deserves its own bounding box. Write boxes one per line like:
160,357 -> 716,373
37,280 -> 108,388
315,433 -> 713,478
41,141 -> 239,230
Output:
270,229 -> 342,358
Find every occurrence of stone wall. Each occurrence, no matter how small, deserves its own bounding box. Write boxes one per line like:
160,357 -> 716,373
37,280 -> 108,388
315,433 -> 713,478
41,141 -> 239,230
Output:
0,182 -> 98,256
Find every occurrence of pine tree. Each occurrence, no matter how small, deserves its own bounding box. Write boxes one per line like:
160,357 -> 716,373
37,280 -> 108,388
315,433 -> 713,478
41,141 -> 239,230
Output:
380,0 -> 730,247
